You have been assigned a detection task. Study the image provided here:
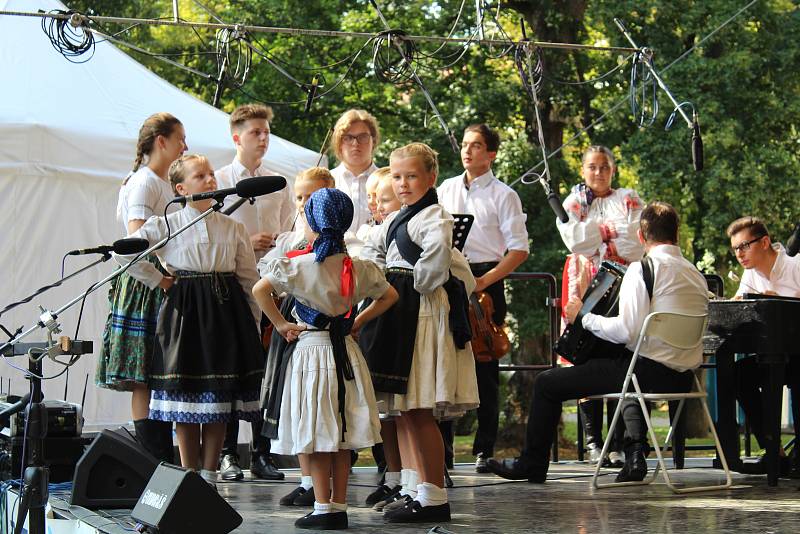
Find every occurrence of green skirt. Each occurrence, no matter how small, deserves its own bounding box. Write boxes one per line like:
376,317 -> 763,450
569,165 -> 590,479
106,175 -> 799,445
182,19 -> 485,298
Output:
95,259 -> 164,391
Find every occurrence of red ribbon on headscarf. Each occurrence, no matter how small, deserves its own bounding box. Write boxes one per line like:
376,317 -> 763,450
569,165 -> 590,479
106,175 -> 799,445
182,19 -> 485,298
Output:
341,256 -> 354,318
286,243 -> 313,258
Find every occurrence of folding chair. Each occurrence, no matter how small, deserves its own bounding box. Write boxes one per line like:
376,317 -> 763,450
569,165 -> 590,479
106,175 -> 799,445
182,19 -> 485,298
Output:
590,311 -> 733,493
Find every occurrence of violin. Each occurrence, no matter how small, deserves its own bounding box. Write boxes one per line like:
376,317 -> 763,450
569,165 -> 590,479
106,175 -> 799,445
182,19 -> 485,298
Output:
468,291 -> 510,362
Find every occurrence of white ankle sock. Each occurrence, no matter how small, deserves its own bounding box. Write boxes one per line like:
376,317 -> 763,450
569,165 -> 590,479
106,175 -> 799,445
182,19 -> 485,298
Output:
300,475 -> 313,490
312,501 -> 332,515
330,501 -> 347,512
416,482 -> 447,507
200,469 -> 217,484
402,470 -> 419,498
385,471 -> 401,487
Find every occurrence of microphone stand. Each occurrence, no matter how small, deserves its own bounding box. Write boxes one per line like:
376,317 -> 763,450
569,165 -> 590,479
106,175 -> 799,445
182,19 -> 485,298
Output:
0,199 -> 229,534
0,253 -> 111,320
0,199 -> 228,354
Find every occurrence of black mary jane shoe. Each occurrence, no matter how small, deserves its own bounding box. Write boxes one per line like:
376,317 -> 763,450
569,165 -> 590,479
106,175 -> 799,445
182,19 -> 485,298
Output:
294,511 -> 348,530
279,486 -> 307,506
485,457 -> 546,483
384,500 -> 451,523
365,484 -> 401,506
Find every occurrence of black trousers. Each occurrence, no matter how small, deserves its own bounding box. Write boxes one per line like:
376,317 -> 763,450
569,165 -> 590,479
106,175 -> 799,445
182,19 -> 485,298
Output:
735,356 -> 800,449
521,349 -> 693,473
580,398 -> 625,451
471,262 -> 507,458
222,418 -> 270,458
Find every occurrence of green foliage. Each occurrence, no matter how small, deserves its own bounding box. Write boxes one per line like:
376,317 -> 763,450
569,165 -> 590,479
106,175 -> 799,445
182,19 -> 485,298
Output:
64,0 -> 799,305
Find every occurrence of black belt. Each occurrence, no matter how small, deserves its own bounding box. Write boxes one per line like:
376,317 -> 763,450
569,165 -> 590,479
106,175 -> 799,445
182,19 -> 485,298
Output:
469,261 -> 499,272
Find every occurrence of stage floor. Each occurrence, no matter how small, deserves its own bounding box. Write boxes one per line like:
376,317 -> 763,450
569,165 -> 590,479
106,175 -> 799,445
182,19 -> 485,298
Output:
47,459 -> 800,533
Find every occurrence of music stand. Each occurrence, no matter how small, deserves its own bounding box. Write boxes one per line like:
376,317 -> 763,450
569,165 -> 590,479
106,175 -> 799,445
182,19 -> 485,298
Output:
452,214 -> 474,252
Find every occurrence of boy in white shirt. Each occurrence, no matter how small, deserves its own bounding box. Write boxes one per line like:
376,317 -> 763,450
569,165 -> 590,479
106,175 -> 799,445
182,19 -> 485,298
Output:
728,216 -> 800,476
215,103 -> 294,481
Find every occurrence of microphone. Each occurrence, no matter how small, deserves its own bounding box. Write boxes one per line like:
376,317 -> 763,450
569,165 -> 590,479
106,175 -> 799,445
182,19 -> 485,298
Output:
786,222 -> 800,257
548,192 -> 569,223
175,175 -> 286,203
692,111 -> 703,172
67,237 -> 149,256
304,75 -> 320,113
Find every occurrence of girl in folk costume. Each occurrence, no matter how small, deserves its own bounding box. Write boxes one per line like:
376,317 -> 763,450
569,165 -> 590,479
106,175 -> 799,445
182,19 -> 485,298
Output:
360,143 -> 479,524
96,112 -> 186,462
556,145 -> 645,467
116,154 -> 264,487
257,167 -> 337,509
253,188 -> 398,530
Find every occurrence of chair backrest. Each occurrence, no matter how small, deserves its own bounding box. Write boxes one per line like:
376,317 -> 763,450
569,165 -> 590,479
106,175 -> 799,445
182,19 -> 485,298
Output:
641,312 -> 709,350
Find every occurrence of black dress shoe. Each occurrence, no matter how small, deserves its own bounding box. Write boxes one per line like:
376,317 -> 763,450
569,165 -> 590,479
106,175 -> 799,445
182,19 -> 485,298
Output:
294,486 -> 316,506
615,445 -> 647,482
384,500 -> 451,523
250,454 -> 285,480
739,454 -> 791,476
219,453 -> 244,481
366,484 -> 401,506
485,457 -> 546,483
475,452 -> 490,473
280,486 -> 308,506
294,511 -> 348,530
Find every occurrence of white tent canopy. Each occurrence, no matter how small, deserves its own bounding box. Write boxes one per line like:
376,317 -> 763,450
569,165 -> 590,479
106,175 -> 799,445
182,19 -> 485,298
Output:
0,0 -> 320,430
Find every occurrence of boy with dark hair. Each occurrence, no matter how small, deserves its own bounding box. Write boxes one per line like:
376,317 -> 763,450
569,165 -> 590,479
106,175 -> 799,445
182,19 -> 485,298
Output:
437,123 -> 529,472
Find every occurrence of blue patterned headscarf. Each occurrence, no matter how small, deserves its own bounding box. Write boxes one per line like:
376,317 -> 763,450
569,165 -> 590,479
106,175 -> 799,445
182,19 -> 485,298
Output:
304,188 -> 354,262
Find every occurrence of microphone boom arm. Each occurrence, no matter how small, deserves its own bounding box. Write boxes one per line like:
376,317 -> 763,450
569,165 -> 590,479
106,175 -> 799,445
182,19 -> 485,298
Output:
0,202 -> 225,353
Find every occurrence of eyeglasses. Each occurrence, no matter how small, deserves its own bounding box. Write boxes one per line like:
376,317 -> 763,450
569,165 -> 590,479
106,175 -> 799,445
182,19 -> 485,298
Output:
342,133 -> 372,145
731,235 -> 765,253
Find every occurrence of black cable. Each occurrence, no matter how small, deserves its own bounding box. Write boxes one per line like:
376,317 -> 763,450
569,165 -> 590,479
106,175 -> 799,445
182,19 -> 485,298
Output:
543,53 -> 634,86
372,30 -> 417,84
630,51 -> 659,127
40,10 -> 95,63
514,43 -> 545,97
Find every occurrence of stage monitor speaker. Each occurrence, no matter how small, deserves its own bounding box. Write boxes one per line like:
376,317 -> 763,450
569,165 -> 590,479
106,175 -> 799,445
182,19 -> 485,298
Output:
132,463 -> 242,534
70,428 -> 159,508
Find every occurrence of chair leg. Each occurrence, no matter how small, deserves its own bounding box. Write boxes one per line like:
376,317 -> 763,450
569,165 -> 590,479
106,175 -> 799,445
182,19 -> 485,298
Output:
592,395 -> 625,489
669,400 -> 686,469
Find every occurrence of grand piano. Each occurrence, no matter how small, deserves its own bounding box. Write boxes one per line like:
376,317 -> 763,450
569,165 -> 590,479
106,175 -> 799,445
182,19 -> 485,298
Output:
706,294 -> 800,486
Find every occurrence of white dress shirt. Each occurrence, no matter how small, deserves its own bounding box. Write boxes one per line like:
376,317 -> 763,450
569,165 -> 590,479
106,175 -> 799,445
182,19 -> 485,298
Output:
735,244 -> 800,298
116,206 -> 261,323
263,254 -> 390,321
116,167 -> 177,233
437,170 -> 529,264
360,204 -> 476,295
332,162 -> 378,233
582,244 -> 709,371
215,158 -> 296,258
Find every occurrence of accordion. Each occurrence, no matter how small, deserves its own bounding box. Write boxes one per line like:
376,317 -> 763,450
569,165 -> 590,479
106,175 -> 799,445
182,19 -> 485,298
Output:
554,261 -> 627,365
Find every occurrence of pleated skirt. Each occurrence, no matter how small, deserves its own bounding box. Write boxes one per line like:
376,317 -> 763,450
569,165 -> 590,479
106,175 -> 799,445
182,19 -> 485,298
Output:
377,286 -> 480,419
271,331 -> 382,455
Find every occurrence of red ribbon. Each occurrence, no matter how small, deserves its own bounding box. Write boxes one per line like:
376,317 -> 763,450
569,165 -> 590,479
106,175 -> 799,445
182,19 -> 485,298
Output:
286,243 -> 313,258
341,256 -> 354,318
